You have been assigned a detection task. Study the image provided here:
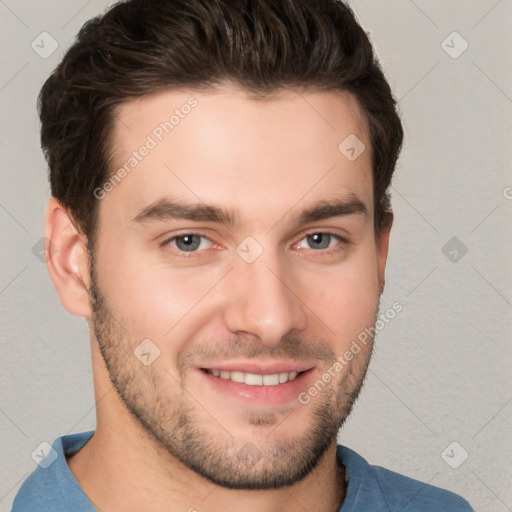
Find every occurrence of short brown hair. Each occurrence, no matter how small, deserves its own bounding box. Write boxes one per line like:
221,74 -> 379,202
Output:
39,0 -> 403,248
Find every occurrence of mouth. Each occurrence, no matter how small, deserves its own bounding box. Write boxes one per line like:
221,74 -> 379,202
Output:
197,364 -> 316,407
202,368 -> 304,386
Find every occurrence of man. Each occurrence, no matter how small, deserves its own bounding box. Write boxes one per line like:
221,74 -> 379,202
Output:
12,0 -> 474,510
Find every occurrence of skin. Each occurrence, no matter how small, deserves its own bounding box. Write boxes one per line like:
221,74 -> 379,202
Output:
45,83 -> 392,512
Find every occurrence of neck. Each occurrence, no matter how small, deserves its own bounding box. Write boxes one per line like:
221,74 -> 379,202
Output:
67,417 -> 346,512
66,343 -> 346,512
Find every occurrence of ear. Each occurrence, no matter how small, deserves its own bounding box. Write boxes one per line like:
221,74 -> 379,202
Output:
376,210 -> 393,294
44,197 -> 92,318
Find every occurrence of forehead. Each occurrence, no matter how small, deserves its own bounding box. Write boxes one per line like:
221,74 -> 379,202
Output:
103,85 -> 373,228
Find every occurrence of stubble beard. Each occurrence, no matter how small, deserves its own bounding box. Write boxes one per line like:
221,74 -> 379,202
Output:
88,253 -> 378,490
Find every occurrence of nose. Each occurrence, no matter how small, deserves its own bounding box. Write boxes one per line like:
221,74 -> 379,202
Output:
221,248 -> 308,347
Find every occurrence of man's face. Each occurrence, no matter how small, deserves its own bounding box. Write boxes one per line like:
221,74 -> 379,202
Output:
88,85 -> 390,489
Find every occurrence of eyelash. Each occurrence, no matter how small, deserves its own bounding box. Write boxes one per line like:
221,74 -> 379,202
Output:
161,230 -> 347,259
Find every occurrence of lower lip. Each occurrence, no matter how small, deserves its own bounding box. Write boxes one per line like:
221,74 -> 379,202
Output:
197,368 -> 315,407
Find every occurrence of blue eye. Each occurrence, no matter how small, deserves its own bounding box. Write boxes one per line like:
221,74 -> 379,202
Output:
166,234 -> 213,254
298,232 -> 342,250
162,231 -> 345,259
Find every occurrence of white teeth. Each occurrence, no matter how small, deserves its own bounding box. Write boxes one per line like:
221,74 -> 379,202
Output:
263,374 -> 279,386
207,369 -> 302,386
229,371 -> 245,383
245,373 -> 263,385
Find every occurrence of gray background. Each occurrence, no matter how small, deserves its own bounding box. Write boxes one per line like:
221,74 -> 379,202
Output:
1,1 -> 511,511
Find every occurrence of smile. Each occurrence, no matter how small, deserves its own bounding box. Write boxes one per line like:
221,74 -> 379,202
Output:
204,369 -> 303,386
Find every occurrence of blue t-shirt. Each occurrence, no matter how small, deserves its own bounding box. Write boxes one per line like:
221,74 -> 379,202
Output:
11,431 -> 474,511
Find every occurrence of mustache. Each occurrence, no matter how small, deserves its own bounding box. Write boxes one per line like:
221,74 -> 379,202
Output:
179,335 -> 338,370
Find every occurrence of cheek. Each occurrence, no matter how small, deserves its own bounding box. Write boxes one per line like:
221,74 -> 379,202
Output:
302,254 -> 380,342
97,230 -> 380,351
99,246 -> 224,341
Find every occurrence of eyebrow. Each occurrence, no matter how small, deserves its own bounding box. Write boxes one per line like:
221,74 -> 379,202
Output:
131,194 -> 368,228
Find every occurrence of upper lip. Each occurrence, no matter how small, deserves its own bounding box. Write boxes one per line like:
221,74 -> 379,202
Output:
199,360 -> 315,375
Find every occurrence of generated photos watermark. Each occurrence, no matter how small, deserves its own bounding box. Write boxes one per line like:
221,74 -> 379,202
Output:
93,97 -> 198,200
298,302 -> 403,405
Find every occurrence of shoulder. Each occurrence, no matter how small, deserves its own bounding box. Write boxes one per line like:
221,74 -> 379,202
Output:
11,431 -> 95,512
337,445 -> 475,511
368,463 -> 475,511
